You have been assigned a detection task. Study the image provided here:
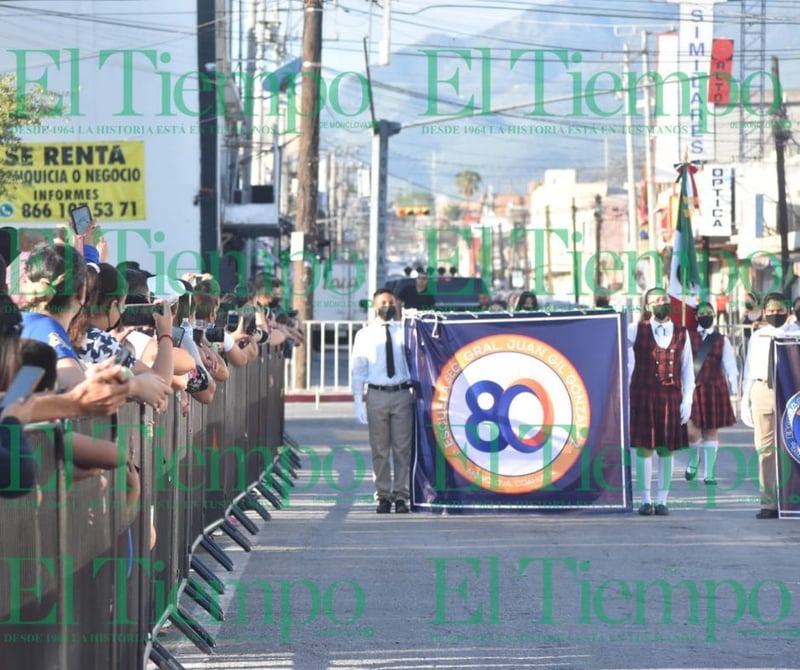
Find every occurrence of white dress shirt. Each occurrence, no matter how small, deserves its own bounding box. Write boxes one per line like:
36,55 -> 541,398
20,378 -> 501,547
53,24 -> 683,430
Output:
696,325 -> 739,394
627,319 -> 695,406
351,319 -> 411,396
742,322 -> 799,398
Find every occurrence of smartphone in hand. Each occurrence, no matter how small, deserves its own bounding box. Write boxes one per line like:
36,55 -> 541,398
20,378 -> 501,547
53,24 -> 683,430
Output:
69,205 -> 93,236
0,366 -> 45,411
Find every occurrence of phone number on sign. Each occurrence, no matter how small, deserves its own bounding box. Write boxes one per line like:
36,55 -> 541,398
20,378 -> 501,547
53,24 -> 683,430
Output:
17,201 -> 141,219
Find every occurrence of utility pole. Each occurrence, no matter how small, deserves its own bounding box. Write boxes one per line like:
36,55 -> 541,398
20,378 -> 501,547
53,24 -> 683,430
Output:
367,120 -> 401,299
241,3 -> 258,205
571,198 -> 579,304
292,0 -> 323,388
641,32 -> 658,260
622,44 -> 638,249
594,194 -> 603,294
545,204 -> 553,294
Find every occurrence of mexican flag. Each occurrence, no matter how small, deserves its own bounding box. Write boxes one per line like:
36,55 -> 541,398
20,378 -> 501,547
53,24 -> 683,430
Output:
667,160 -> 701,328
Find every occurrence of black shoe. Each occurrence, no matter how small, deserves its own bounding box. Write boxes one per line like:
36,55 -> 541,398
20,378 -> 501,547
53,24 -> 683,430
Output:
654,503 -> 670,516
684,467 -> 697,481
704,478 -> 717,485
376,499 -> 391,514
638,503 -> 654,516
394,499 -> 409,514
756,508 -> 779,519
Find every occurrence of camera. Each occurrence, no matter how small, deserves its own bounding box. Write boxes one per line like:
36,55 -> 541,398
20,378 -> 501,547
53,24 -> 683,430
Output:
120,303 -> 159,328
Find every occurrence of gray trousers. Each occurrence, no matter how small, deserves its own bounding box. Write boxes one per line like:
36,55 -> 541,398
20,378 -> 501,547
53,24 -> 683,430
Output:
366,387 -> 414,502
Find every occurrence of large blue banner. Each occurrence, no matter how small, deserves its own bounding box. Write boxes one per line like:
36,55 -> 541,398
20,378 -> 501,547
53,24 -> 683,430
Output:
774,339 -> 800,518
405,310 -> 631,512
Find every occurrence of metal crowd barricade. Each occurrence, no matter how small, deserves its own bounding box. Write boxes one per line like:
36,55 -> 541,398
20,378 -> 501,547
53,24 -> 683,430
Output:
0,344 -> 298,669
284,319 -> 365,392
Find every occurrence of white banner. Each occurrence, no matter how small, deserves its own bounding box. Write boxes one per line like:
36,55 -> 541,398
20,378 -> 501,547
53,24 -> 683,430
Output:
695,164 -> 733,237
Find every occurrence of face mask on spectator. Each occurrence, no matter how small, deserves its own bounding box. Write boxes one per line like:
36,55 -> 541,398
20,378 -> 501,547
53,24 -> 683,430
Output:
766,313 -> 787,328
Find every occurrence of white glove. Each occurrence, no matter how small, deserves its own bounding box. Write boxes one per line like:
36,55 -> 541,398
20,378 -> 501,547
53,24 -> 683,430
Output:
354,398 -> 368,425
680,398 -> 692,425
740,398 -> 754,428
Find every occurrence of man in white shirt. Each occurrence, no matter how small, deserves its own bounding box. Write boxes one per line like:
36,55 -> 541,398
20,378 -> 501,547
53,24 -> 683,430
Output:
627,287 -> 695,516
741,292 -> 798,519
351,289 -> 414,514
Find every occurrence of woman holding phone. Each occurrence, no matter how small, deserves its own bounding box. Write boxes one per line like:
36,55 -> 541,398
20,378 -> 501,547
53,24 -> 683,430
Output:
0,293 -> 37,497
69,263 -> 176,410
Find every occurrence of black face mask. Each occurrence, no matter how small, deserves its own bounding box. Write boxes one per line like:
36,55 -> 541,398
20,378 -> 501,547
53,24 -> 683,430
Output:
650,304 -> 671,321
766,313 -> 788,328
269,297 -> 281,309
378,305 -> 396,321
697,315 -> 714,329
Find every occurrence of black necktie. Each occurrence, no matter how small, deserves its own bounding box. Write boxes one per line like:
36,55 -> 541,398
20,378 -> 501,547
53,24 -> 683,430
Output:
385,324 -> 395,378
767,340 -> 775,389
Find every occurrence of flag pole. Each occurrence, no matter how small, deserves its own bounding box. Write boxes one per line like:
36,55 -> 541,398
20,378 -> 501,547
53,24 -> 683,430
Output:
680,150 -> 688,326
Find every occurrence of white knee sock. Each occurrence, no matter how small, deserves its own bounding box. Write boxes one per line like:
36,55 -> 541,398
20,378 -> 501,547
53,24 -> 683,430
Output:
656,453 -> 674,505
687,439 -> 701,471
703,440 -> 719,480
636,453 -> 653,504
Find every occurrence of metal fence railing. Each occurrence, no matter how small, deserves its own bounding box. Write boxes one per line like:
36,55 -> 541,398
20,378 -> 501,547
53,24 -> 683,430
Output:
282,317 -> 756,394
0,344 -> 301,669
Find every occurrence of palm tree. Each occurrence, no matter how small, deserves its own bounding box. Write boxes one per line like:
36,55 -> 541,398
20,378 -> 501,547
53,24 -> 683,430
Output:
455,170 -> 481,200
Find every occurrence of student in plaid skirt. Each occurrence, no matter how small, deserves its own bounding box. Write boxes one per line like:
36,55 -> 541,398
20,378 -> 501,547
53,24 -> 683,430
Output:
628,288 -> 695,516
684,302 -> 738,485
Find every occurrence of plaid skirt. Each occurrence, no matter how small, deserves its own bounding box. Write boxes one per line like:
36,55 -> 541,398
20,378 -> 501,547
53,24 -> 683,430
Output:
690,379 -> 736,429
630,384 -> 688,452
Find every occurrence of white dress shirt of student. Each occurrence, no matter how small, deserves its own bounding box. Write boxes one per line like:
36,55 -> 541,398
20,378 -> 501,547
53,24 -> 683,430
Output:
741,292 -> 798,519
627,287 -> 695,517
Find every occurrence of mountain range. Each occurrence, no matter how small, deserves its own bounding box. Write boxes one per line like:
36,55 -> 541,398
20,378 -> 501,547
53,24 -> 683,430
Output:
319,2 -> 799,200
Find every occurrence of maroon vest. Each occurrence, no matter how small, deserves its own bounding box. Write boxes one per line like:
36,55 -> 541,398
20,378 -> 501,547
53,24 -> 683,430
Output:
689,330 -> 725,385
632,321 -> 685,390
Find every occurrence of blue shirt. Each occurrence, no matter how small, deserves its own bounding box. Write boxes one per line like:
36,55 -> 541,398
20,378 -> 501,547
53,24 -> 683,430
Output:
21,312 -> 80,362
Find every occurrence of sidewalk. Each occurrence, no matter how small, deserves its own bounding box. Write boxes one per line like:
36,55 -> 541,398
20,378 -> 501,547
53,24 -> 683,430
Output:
161,403 -> 800,670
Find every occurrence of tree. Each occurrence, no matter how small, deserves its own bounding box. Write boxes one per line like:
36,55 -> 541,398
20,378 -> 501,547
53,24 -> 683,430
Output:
0,74 -> 58,197
455,170 -> 481,200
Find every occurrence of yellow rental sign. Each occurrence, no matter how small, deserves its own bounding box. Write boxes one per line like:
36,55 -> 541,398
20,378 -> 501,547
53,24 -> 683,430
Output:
0,141 -> 146,223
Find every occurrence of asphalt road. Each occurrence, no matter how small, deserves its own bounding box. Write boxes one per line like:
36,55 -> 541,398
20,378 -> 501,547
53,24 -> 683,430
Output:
161,403 -> 800,670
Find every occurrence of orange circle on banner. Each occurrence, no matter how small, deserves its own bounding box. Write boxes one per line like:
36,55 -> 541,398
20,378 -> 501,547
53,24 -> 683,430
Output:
430,334 -> 591,494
